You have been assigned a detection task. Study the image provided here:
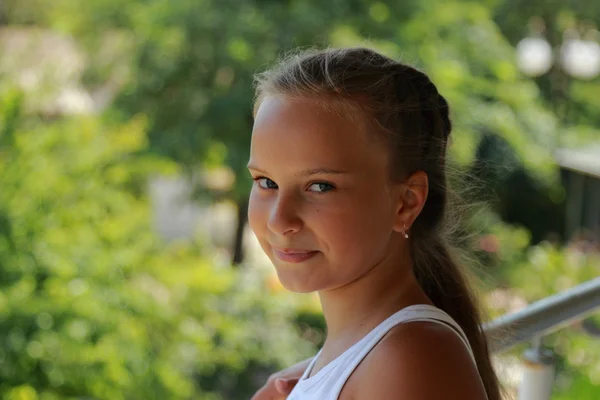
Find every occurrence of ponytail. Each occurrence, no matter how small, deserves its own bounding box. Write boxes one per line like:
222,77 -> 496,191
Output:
412,234 -> 502,400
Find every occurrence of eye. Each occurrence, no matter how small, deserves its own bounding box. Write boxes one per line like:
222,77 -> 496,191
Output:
254,177 -> 278,189
308,182 -> 335,193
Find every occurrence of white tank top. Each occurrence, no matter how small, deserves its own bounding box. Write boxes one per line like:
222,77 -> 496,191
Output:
287,304 -> 481,400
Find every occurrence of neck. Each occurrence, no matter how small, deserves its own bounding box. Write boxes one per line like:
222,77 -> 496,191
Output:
317,243 -> 432,345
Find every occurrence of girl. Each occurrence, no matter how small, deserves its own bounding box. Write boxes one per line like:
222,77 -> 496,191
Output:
248,47 -> 501,399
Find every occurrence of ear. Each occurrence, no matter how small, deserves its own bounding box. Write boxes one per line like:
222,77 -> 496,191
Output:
392,170 -> 429,233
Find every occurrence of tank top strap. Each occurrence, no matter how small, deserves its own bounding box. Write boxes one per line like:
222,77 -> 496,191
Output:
327,304 -> 479,399
299,349 -> 322,380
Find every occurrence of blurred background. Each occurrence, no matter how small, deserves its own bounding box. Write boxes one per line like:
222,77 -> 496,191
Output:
0,0 -> 599,399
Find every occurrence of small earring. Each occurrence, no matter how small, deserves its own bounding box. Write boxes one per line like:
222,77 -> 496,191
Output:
403,223 -> 409,239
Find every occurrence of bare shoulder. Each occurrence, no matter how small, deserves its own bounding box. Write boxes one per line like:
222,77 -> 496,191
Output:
349,321 -> 488,400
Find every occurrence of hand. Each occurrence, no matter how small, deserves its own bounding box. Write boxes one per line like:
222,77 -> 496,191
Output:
250,357 -> 313,400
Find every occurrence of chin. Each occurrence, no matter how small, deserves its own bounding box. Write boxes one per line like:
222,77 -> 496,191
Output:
284,285 -> 318,294
275,270 -> 320,294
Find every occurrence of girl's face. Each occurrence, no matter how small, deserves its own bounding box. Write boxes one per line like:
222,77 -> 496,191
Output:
248,95 -> 404,293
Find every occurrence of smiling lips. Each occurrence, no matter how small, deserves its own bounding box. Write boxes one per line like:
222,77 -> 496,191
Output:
273,248 -> 319,263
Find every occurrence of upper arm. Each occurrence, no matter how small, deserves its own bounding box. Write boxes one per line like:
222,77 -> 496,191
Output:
353,321 -> 488,400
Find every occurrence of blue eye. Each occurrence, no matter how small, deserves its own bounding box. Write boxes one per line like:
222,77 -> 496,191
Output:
309,182 -> 335,193
255,177 -> 278,189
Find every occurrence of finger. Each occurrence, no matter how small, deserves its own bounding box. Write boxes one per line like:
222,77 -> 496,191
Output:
275,378 -> 299,394
274,379 -> 288,393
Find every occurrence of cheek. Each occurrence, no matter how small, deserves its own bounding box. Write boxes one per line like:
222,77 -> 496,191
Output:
321,198 -> 393,258
336,215 -> 390,248
248,190 -> 268,235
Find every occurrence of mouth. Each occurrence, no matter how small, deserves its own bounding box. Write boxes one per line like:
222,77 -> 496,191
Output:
272,248 -> 319,263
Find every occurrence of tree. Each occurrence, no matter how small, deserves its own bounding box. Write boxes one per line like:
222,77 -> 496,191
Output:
491,0 -> 600,141
4,0 -> 580,255
0,90 -> 313,399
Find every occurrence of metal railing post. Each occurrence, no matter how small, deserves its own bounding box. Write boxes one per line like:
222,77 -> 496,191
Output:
517,336 -> 555,400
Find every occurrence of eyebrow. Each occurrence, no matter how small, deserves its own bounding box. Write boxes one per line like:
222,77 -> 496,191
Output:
247,165 -> 349,177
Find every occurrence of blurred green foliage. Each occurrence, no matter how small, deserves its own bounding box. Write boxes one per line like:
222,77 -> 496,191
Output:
509,244 -> 600,399
1,0 -> 599,398
0,91 -> 313,399
492,0 -> 600,133
8,0 -> 573,263
468,204 -> 600,399
3,0 -> 566,195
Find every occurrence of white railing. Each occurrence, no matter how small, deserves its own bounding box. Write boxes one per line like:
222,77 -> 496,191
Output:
484,277 -> 600,400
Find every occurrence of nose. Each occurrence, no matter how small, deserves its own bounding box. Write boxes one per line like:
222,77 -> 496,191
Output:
267,192 -> 303,236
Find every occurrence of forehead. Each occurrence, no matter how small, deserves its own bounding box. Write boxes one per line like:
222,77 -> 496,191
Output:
250,95 -> 385,171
